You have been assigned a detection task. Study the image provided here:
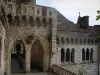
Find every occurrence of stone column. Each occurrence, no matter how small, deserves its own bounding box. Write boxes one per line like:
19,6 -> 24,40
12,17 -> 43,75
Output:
25,45 -> 31,73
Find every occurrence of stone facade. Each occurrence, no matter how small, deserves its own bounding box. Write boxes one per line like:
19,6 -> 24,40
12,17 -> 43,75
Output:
0,0 -> 100,75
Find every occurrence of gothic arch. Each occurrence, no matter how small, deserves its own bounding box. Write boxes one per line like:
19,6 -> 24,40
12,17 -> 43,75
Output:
29,16 -> 34,26
15,16 -> 20,25
31,35 -> 50,71
43,18 -> 47,27
22,15 -> 26,25
7,14 -> 12,25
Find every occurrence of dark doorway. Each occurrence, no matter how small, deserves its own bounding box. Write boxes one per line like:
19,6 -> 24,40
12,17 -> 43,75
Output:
31,39 -> 43,72
11,40 -> 25,74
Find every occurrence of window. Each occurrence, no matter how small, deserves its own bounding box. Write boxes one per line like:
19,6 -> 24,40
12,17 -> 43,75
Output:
82,48 -> 85,61
91,39 -> 94,45
71,38 -> 74,44
66,48 -> 70,62
57,37 -> 60,44
66,38 -> 69,44
84,39 -> 86,45
61,37 -> 65,44
7,14 -> 12,25
75,38 -> 78,44
86,48 -> 89,61
29,16 -> 34,26
61,48 -> 65,62
71,48 -> 75,62
88,39 -> 90,45
80,39 -> 82,45
22,16 -> 26,25
90,48 -> 93,62
95,39 -> 98,45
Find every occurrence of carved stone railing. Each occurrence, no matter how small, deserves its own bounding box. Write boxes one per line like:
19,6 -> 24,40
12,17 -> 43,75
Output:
52,64 -> 76,75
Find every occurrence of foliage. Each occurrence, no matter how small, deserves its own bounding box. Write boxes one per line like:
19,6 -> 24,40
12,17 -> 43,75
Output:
96,10 -> 100,21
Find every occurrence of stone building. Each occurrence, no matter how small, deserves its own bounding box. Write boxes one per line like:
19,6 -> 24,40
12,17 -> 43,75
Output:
0,0 -> 100,75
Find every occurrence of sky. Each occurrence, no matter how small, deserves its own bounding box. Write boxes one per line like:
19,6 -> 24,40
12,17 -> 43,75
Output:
36,0 -> 100,26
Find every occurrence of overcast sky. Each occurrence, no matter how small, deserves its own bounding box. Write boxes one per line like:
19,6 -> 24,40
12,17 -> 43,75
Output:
36,0 -> 100,26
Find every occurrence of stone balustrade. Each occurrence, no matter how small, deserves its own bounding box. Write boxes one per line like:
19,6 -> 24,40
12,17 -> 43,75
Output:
52,64 -> 76,75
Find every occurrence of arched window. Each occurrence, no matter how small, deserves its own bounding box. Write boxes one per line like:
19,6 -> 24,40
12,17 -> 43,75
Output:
66,48 -> 70,62
57,37 -> 60,44
75,38 -> 78,44
71,48 -> 75,62
82,48 -> 85,61
7,14 -> 12,25
88,39 -> 90,45
84,39 -> 86,45
90,48 -> 93,62
86,48 -> 89,61
66,38 -> 69,44
43,18 -> 47,27
49,18 -> 52,25
91,39 -> 94,45
61,48 -> 65,62
29,16 -> 34,26
15,40 -> 24,54
95,39 -> 98,45
71,38 -> 74,44
80,39 -> 82,45
61,37 -> 65,44
15,16 -> 19,25
22,16 -> 26,25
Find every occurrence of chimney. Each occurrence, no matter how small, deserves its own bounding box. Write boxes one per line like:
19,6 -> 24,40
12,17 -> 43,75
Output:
80,16 -> 89,29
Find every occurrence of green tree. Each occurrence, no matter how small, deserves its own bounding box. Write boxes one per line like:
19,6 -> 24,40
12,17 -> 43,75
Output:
96,10 -> 100,20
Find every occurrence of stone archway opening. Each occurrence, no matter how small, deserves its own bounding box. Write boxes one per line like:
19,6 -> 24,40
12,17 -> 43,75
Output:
11,40 -> 25,74
31,39 -> 43,72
